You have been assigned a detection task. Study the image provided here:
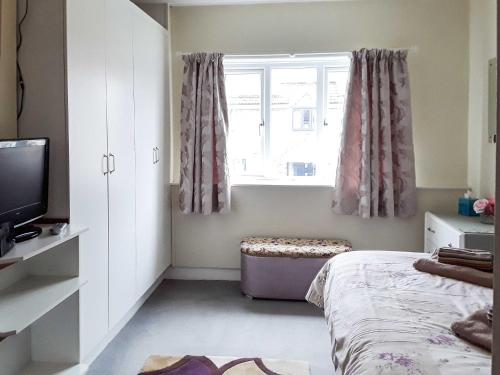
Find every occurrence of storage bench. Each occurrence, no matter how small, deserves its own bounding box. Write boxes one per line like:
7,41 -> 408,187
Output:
240,237 -> 352,300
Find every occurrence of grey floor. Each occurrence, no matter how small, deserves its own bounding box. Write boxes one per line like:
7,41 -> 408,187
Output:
88,280 -> 335,375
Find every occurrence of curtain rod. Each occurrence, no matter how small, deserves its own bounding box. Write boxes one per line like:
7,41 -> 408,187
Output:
175,47 -> 418,58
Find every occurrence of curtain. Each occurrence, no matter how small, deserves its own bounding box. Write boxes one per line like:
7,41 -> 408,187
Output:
179,53 -> 230,214
332,49 -> 417,218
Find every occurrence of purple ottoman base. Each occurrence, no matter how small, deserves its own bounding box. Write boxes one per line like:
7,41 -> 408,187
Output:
240,253 -> 328,300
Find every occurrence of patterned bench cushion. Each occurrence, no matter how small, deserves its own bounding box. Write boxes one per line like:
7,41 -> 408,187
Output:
240,237 -> 352,258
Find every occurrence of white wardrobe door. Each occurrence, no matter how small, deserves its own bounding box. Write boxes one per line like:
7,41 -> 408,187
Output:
106,0 -> 137,329
133,8 -> 170,297
151,28 -> 170,286
161,32 -> 172,272
158,31 -> 172,275
66,0 -> 109,359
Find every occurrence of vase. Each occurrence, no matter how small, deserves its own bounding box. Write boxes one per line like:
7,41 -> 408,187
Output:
480,214 -> 494,225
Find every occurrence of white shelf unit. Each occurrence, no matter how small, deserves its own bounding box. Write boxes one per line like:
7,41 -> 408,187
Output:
0,227 -> 88,375
0,276 -> 83,338
0,226 -> 88,265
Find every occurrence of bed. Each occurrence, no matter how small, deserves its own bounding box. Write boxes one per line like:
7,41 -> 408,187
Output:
306,251 -> 492,375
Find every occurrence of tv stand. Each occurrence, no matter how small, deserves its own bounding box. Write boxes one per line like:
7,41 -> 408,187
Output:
14,225 -> 43,243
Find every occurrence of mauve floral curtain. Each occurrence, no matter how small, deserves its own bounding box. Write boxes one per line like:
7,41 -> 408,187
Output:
332,49 -> 417,218
179,53 -> 230,214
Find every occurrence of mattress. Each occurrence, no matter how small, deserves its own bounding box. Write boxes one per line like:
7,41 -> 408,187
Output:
306,251 -> 492,375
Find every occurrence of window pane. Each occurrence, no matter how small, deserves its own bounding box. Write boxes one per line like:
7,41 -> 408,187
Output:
225,72 -> 264,176
270,68 -> 318,178
322,69 -> 349,180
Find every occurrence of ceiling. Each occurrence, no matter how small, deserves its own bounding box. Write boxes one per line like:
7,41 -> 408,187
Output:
135,0 -> 346,6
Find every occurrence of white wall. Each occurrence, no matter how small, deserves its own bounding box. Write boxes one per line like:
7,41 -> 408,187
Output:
17,0 -> 69,219
0,0 -> 17,138
468,0 -> 497,198
170,0 -> 470,188
172,186 -> 463,269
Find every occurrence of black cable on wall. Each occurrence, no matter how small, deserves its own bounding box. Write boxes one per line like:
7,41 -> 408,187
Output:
17,0 -> 29,120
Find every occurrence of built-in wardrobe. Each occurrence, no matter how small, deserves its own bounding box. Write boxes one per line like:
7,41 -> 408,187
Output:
9,0 -> 171,369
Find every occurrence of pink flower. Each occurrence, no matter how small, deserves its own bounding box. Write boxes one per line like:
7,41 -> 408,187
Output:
474,198 -> 495,216
474,199 -> 489,214
485,198 -> 495,216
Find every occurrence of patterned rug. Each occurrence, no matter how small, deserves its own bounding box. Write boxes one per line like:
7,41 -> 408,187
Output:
139,355 -> 310,375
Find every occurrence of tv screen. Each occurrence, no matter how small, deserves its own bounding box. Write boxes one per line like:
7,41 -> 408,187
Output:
0,139 -> 49,227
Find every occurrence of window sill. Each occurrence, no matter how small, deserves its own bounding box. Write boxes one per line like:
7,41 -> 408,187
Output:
230,178 -> 334,188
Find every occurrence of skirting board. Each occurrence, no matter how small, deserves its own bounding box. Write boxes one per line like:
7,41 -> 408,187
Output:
82,269 -> 167,367
165,267 -> 241,281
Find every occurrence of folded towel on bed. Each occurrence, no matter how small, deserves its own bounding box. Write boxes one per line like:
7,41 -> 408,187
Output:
436,257 -> 493,271
431,247 -> 493,271
451,308 -> 492,352
434,247 -> 493,260
413,258 -> 493,288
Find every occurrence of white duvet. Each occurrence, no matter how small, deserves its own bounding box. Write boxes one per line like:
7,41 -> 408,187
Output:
306,251 -> 492,375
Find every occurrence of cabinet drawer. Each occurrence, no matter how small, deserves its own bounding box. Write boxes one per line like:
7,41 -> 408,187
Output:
435,228 -> 460,248
424,213 -> 439,242
425,214 -> 461,249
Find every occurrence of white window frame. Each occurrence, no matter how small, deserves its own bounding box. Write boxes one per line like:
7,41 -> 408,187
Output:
224,54 -> 350,186
225,69 -> 266,179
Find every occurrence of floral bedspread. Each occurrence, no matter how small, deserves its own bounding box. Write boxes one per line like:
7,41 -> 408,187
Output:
306,251 -> 492,375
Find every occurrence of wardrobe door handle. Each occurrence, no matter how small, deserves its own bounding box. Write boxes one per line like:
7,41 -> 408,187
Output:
155,147 -> 160,163
426,227 -> 435,234
102,154 -> 109,175
153,148 -> 157,164
109,153 -> 116,174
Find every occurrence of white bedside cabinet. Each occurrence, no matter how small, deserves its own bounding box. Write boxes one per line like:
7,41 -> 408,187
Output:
424,212 -> 495,253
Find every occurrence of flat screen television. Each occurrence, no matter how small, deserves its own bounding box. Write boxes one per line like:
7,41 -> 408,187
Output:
0,138 -> 49,242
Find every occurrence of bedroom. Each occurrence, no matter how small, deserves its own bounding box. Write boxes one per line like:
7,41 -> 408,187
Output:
0,0 -> 498,374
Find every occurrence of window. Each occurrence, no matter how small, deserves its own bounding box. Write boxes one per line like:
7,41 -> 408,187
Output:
225,55 -> 350,185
